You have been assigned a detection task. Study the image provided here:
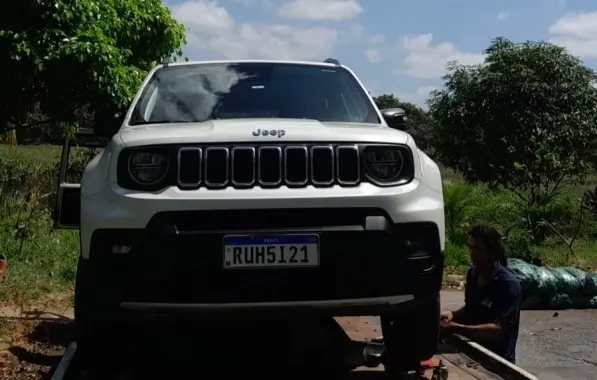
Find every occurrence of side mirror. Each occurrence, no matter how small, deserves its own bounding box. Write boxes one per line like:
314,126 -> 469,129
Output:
381,108 -> 408,131
93,111 -> 125,138
74,128 -> 110,148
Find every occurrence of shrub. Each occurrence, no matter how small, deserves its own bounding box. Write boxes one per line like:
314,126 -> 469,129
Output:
444,240 -> 469,269
442,182 -> 479,244
0,146 -> 80,303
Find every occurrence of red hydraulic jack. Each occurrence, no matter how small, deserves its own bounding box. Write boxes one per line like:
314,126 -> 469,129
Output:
361,340 -> 448,379
422,358 -> 449,380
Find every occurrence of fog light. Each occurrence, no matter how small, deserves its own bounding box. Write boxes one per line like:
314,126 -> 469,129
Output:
112,245 -> 131,254
404,238 -> 432,255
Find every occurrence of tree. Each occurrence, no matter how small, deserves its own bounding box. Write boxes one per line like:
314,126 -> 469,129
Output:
373,94 -> 433,152
0,0 -> 186,136
428,37 -> 597,242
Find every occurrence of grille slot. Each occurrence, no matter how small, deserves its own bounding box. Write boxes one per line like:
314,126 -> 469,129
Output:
204,147 -> 229,187
311,146 -> 334,185
231,147 -> 256,186
336,145 -> 360,185
258,146 -> 282,186
177,147 -> 202,187
284,146 -> 308,186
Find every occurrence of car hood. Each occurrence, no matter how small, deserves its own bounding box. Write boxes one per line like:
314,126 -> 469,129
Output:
117,118 -> 410,147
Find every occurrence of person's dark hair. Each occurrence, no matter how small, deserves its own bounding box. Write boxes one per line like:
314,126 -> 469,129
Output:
467,223 -> 508,267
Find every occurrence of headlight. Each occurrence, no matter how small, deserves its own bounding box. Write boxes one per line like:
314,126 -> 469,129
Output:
364,146 -> 404,183
128,152 -> 169,185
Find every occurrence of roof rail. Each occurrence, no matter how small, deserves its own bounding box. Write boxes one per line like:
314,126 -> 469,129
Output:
162,57 -> 173,67
323,57 -> 341,66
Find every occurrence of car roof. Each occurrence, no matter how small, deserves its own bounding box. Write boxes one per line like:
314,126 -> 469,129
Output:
155,59 -> 346,70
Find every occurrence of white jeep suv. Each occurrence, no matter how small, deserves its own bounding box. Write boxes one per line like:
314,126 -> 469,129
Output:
54,58 -> 445,371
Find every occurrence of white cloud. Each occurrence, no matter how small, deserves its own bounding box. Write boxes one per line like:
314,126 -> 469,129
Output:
346,24 -> 363,41
549,11 -> 597,58
173,0 -> 234,33
172,0 -> 341,60
364,49 -> 381,63
277,0 -> 362,21
394,86 -> 439,108
496,11 -> 511,21
233,0 -> 274,7
397,33 -> 485,79
369,34 -> 386,44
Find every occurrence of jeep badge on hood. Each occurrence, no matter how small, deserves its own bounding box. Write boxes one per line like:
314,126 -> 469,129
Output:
252,129 -> 286,137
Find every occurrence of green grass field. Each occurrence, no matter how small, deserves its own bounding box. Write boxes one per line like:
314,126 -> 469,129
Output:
1,144 -> 597,307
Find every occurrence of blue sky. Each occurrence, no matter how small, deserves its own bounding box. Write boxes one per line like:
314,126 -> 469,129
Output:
165,0 -> 597,106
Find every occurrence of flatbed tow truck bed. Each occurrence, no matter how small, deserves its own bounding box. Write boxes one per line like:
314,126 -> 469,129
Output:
49,319 -> 539,380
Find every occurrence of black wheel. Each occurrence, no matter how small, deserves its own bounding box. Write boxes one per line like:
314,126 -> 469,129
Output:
74,258 -> 122,367
380,294 -> 440,374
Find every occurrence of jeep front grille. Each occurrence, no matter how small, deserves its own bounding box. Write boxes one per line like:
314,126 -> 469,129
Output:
177,144 -> 360,189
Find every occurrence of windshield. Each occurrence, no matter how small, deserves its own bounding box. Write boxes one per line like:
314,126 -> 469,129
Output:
128,62 -> 380,125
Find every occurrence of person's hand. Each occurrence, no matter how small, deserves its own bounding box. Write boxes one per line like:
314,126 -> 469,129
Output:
440,310 -> 453,322
439,319 -> 459,337
440,319 -> 454,330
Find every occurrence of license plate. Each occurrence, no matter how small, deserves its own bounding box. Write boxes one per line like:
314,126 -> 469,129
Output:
223,234 -> 320,269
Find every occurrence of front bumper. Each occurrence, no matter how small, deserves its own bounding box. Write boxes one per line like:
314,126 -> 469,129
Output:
84,208 -> 443,318
80,180 -> 445,260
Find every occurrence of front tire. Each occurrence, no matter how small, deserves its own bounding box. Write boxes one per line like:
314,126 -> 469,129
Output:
381,294 -> 440,374
74,258 -> 122,367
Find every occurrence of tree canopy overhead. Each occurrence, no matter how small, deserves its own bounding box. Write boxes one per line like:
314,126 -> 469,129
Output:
428,37 -> 597,200
1,0 -> 187,134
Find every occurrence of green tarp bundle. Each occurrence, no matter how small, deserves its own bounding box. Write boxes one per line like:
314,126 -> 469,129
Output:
508,258 -> 597,310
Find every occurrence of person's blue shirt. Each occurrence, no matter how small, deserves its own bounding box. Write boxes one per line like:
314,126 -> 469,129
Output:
463,263 -> 523,363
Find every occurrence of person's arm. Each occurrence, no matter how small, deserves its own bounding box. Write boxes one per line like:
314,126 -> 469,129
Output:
449,280 -> 521,343
449,321 -> 503,342
451,267 -> 474,324
451,306 -> 469,324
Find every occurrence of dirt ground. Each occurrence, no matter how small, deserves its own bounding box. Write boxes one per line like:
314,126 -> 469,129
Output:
0,286 -> 466,380
0,316 -> 73,379
0,313 -> 386,380
4,289 -> 597,379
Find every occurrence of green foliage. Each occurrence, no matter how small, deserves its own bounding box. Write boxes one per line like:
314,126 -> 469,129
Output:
373,94 -> 402,110
0,0 -> 187,134
0,146 -> 80,304
428,37 -> 597,198
584,186 -> 597,218
442,182 -> 478,243
444,240 -> 469,269
442,180 -> 588,260
373,94 -> 433,151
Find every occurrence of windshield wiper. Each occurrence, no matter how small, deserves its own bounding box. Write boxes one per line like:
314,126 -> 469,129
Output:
129,120 -> 201,125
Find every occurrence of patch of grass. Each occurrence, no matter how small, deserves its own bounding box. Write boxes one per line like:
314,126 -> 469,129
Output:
444,240 -> 470,275
444,238 -> 597,277
0,145 -> 80,308
0,227 -> 79,306
0,145 -> 61,168
532,238 -> 597,270
441,177 -> 597,276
